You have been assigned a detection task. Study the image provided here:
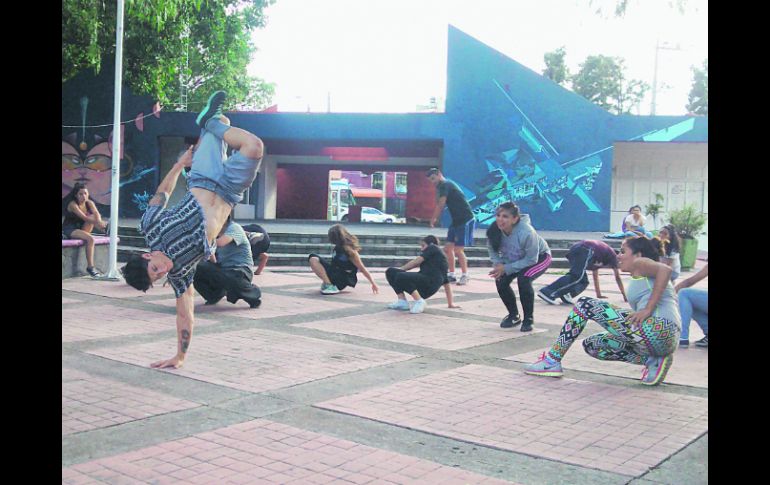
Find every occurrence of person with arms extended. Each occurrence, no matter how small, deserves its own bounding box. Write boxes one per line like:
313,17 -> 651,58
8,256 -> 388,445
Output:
537,240 -> 627,305
121,91 -> 264,369
426,167 -> 475,286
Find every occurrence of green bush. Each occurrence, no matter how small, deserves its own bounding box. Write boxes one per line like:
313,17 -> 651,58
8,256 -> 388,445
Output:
666,205 -> 707,240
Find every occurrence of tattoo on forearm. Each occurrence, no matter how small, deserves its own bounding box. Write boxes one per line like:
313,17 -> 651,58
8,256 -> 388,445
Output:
181,329 -> 190,353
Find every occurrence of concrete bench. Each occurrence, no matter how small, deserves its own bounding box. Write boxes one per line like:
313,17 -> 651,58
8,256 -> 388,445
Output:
62,236 -> 119,279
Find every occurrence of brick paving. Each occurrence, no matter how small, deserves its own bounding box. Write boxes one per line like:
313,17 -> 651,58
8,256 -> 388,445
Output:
62,368 -> 200,436
63,263 -> 708,484
296,311 -> 546,350
87,328 -> 416,393
63,419 -> 518,485
63,304 -> 217,343
317,364 -> 708,476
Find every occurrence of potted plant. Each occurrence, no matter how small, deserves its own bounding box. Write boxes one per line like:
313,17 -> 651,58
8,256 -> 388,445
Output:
644,193 -> 665,230
666,204 -> 707,271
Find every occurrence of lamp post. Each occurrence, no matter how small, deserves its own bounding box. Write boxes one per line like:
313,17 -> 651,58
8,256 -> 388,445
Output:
105,0 -> 125,280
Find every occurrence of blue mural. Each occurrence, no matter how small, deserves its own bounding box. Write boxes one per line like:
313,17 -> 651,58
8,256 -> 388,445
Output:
62,26 -> 706,229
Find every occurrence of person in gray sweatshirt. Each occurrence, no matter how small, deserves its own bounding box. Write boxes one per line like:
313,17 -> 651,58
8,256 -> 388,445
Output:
487,202 -> 552,331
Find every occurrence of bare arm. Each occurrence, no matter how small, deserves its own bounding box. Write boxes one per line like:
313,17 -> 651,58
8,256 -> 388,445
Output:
216,235 -> 234,247
613,267 -> 628,302
628,259 -> 672,325
431,196 -> 447,227
151,286 -> 194,369
149,149 -> 192,206
444,283 -> 460,308
400,256 -> 424,271
348,249 -> 379,294
674,264 -> 708,292
67,201 -> 101,224
592,268 -> 604,298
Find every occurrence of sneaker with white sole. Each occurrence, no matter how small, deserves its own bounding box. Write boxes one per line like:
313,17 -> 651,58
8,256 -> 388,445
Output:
694,335 -> 708,348
641,354 -> 673,386
410,299 -> 426,314
500,314 -> 522,328
387,299 -> 410,310
536,289 -> 558,305
457,274 -> 469,286
196,90 -> 227,127
524,352 -> 564,377
560,293 -> 574,305
320,283 -> 340,295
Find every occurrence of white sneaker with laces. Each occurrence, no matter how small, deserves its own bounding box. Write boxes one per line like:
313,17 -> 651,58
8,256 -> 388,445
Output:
410,299 -> 427,314
457,274 -> 469,285
387,299 -> 410,310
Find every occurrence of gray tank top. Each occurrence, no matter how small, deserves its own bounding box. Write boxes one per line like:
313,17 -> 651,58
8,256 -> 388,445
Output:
626,276 -> 681,328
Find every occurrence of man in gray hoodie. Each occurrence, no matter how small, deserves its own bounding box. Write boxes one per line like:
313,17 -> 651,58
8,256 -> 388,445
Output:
487,202 -> 552,331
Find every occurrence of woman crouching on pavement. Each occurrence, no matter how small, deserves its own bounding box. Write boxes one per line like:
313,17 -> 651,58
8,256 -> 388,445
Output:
524,236 -> 680,386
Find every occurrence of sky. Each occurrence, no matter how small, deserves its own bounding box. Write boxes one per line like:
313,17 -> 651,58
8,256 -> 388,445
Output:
248,0 -> 707,115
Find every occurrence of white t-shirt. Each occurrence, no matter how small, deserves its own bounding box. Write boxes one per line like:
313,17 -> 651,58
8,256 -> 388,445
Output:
624,213 -> 646,230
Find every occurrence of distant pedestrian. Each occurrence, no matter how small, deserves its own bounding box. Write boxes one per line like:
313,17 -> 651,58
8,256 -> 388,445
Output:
487,202 -> 552,332
537,240 -> 627,305
658,224 -> 682,282
385,235 -> 460,314
308,224 -> 379,295
426,167 -> 475,286
524,236 -> 680,386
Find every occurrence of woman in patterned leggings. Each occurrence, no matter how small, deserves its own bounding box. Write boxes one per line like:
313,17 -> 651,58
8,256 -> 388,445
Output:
524,236 -> 681,386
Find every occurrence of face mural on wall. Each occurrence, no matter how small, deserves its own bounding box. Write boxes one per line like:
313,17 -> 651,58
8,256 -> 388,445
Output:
62,96 -> 157,207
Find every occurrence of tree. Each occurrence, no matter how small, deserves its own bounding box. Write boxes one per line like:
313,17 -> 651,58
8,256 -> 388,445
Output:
571,55 -> 649,114
588,0 -> 687,17
686,59 -> 707,115
543,47 -> 570,86
62,0 -> 275,110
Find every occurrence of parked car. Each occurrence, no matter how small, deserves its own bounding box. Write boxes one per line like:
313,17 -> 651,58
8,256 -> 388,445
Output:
341,206 -> 401,223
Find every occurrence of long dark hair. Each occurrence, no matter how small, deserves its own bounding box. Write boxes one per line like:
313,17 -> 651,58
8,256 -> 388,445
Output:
328,224 -> 361,251
63,183 -> 88,216
624,236 -> 664,262
661,224 -> 681,255
486,202 -> 520,252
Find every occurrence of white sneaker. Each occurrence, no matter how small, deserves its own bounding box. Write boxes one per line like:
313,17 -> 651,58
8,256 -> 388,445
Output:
410,299 -> 426,314
387,299 -> 410,310
457,274 -> 469,285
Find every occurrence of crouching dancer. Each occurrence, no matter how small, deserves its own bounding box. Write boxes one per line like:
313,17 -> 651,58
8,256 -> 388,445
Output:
524,236 -> 680,386
122,91 -> 264,369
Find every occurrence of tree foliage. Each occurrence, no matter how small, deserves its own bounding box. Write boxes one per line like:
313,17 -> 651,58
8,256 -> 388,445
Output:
543,47 -> 570,86
571,55 -> 649,114
588,0 -> 687,17
686,59 -> 707,115
62,0 -> 275,110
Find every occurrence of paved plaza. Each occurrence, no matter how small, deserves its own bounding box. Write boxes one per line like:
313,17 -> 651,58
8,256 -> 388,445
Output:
62,261 -> 707,484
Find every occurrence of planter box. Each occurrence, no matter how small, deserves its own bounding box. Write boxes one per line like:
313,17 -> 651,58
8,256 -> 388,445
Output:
679,238 -> 698,271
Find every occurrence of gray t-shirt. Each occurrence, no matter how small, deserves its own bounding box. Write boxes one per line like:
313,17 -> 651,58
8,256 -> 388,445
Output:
626,276 -> 681,328
216,222 -> 254,273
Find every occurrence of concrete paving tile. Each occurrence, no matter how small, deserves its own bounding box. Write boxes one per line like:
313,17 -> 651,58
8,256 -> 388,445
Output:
62,304 -> 218,343
295,310 -> 545,350
150,291 -> 359,319
61,418 -> 519,484
505,337 -> 708,388
317,364 -> 707,476
63,277 -> 176,299
87,328 -> 416,393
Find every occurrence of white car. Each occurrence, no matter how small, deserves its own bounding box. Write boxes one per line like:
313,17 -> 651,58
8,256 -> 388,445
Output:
341,206 -> 400,223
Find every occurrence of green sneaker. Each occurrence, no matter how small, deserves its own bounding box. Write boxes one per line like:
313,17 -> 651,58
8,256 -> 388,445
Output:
196,90 -> 227,127
320,283 -> 340,295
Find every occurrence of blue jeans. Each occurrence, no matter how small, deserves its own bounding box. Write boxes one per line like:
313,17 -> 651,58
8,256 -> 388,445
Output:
540,245 -> 593,299
678,288 -> 708,340
187,118 -> 262,206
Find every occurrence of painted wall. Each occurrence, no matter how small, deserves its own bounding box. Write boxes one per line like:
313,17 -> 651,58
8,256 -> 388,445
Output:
276,165 -> 329,219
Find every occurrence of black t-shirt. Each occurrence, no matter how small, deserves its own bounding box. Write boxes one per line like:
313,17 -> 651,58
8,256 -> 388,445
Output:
419,244 -> 449,285
437,180 -> 474,225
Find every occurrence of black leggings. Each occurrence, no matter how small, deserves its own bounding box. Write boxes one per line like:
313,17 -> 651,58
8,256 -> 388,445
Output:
385,267 -> 441,299
496,252 -> 552,320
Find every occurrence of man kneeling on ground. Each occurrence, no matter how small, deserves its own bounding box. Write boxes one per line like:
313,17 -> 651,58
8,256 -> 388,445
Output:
194,214 -> 261,308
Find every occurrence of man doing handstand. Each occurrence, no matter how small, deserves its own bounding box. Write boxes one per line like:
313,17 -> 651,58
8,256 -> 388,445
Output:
122,91 -> 264,369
